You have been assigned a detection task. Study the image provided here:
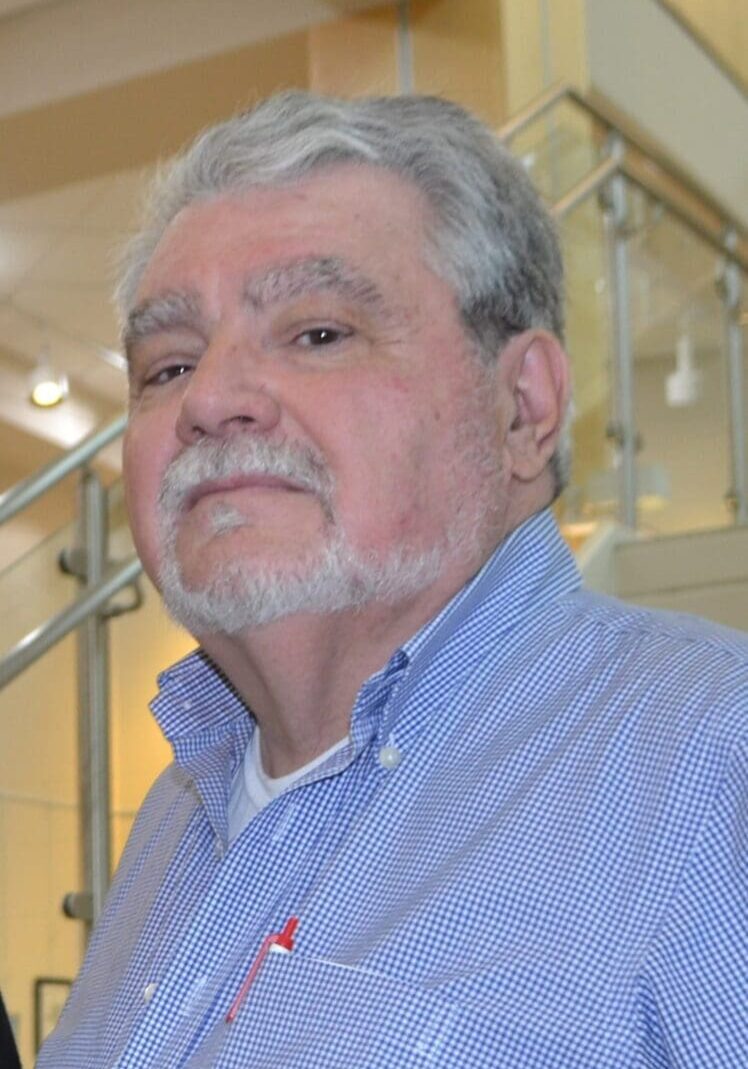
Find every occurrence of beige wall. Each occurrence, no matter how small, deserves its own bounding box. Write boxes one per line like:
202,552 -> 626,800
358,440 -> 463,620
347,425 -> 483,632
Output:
410,0 -> 506,125
109,580 -> 192,824
308,6 -> 400,95
308,0 -> 507,123
584,0 -> 748,228
0,31 -> 310,202
663,0 -> 748,90
499,0 -> 588,115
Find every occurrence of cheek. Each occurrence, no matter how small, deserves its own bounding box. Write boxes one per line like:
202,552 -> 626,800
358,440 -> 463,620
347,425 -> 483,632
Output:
335,420 -> 446,543
122,423 -> 172,571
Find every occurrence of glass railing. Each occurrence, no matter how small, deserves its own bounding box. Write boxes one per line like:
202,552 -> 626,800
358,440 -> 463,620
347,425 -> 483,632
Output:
556,191 -> 620,538
503,86 -> 747,544
511,94 -> 604,207
0,476 -> 186,1065
627,191 -> 736,535
1,504 -> 90,1065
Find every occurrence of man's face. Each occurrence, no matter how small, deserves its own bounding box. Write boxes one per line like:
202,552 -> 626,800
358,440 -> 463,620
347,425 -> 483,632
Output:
123,164 -> 513,633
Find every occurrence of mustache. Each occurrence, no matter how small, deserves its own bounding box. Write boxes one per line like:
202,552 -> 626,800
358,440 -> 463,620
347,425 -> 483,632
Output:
158,437 -> 334,515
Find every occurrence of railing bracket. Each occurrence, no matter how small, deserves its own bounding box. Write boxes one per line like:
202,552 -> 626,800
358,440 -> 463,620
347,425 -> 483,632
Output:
103,577 -> 144,619
62,891 -> 93,923
58,546 -> 88,580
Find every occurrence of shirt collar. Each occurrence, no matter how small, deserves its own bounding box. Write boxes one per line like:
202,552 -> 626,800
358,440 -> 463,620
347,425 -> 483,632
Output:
403,506 -> 579,670
149,509 -> 579,809
372,507 -> 580,746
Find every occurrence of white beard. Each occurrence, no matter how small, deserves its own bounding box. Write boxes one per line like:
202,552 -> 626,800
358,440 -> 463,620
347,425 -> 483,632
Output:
155,438 -> 446,634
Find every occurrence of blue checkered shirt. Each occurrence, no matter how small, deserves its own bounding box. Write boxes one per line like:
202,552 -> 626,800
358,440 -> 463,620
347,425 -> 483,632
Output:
39,510 -> 748,1068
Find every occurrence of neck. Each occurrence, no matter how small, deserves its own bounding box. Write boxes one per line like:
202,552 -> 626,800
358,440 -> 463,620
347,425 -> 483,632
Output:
199,555 -> 486,777
197,491 -> 548,777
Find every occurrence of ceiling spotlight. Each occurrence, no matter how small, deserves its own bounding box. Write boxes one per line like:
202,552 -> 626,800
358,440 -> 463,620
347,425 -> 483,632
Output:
29,357 -> 69,408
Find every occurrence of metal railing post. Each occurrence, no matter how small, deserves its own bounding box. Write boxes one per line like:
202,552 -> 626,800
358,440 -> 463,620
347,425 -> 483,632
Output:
718,231 -> 747,524
604,139 -> 638,530
396,1 -> 414,94
76,470 -> 112,930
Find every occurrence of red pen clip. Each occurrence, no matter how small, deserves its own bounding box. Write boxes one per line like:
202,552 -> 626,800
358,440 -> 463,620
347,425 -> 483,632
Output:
226,916 -> 299,1023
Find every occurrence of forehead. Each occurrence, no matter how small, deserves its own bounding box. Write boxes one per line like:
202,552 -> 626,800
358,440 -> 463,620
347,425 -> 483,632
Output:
135,164 -> 434,303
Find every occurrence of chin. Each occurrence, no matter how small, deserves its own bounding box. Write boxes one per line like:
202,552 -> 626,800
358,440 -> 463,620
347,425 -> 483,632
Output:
156,531 -> 450,636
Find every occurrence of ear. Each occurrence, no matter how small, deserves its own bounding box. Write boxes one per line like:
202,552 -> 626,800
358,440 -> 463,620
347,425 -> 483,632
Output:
500,330 -> 570,483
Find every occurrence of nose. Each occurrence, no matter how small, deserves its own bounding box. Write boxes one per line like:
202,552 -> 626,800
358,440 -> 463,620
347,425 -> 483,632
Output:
175,333 -> 282,446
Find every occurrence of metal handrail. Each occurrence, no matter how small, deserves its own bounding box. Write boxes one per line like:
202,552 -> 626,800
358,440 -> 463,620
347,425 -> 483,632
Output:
0,555 -> 142,690
0,414 -> 127,526
499,83 -> 748,272
552,155 -> 620,220
498,83 -> 570,142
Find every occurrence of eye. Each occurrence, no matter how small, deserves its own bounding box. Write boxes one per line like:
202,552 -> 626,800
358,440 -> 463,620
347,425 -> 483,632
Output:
295,326 -> 351,348
145,363 -> 192,387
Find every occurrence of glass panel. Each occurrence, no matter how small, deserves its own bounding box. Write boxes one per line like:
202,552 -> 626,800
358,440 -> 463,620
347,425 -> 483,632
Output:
509,98 -> 606,208
0,462 -> 122,648
513,101 -> 740,542
628,196 -> 732,535
554,189 -> 618,546
742,289 -> 748,515
510,101 -> 620,548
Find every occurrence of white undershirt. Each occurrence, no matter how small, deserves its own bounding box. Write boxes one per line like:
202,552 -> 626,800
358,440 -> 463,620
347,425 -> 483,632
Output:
227,727 -> 349,842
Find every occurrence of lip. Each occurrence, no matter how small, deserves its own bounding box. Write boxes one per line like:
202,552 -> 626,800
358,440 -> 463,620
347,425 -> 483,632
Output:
184,475 -> 306,511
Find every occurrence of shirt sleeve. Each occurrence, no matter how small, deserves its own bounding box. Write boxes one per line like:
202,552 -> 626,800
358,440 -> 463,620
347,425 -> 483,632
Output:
641,733 -> 748,1066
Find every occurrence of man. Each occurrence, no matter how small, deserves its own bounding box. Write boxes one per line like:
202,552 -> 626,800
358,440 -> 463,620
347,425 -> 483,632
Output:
40,92 -> 746,1068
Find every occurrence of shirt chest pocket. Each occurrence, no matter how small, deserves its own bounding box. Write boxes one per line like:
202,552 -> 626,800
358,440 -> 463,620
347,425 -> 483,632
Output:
181,951 -> 508,1069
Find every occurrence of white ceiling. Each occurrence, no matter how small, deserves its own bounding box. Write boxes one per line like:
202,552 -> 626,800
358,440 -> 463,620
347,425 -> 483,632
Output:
0,165 -> 153,422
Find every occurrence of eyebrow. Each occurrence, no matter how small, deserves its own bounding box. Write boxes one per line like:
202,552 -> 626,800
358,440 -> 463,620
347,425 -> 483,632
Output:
242,256 -> 387,316
123,291 -> 205,360
123,256 -> 392,361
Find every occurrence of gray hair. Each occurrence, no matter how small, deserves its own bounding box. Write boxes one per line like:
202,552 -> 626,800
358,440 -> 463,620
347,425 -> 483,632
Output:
117,91 -> 571,493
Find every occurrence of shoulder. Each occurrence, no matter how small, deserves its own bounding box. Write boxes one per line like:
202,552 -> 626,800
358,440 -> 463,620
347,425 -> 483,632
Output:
563,588 -> 748,652
555,589 -> 748,690
545,589 -> 747,781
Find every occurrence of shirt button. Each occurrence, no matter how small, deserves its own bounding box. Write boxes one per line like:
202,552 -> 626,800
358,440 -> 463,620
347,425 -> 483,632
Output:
378,745 -> 402,769
143,982 -> 157,1003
